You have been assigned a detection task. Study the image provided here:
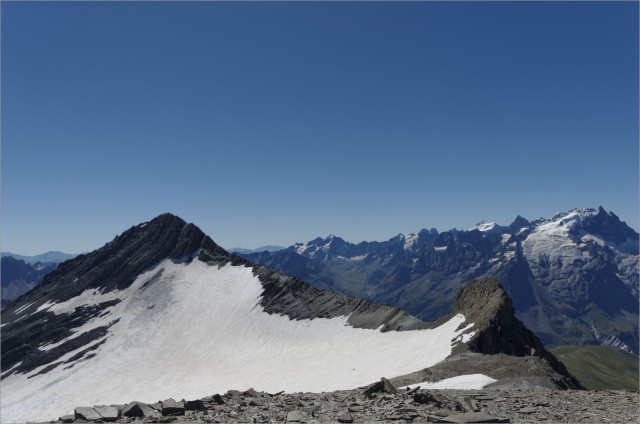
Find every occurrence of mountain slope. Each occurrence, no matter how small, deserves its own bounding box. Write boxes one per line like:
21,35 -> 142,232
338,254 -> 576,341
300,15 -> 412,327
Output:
242,207 -> 639,352
1,214 -> 479,423
550,345 -> 639,391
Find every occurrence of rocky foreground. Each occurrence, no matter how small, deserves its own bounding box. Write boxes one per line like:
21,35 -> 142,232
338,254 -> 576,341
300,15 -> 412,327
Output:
48,379 -> 638,424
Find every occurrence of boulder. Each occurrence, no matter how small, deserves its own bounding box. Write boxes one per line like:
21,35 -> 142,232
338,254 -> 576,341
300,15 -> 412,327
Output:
184,399 -> 205,411
364,377 -> 397,396
243,388 -> 261,397
437,411 -> 510,423
161,399 -> 185,416
93,405 -> 119,422
74,407 -> 102,421
122,403 -> 144,418
58,415 -> 75,423
212,394 -> 225,405
414,392 -> 437,405
286,410 -> 304,422
337,411 -> 354,423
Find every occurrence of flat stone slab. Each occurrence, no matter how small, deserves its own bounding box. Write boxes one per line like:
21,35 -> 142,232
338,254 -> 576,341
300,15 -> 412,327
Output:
74,407 -> 102,421
337,411 -> 354,423
58,415 -> 75,423
437,412 -> 510,423
93,405 -> 119,422
286,410 -> 304,422
161,398 -> 185,416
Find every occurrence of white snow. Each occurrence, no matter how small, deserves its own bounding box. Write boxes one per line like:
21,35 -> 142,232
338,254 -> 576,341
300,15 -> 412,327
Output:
13,301 -> 36,315
44,288 -> 125,315
471,222 -> 496,232
434,246 -> 447,252
400,374 -> 497,390
350,254 -> 367,261
404,233 -> 418,251
501,234 -> 511,244
1,259 -> 473,423
294,243 -> 307,255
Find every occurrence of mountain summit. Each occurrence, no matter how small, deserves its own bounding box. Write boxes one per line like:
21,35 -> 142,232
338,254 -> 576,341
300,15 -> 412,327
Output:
2,213 -> 487,423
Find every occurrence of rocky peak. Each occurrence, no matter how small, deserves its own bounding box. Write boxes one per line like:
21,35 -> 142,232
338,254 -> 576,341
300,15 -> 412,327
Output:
452,278 -> 582,389
15,213 -> 227,306
508,215 -> 531,232
581,207 -> 638,245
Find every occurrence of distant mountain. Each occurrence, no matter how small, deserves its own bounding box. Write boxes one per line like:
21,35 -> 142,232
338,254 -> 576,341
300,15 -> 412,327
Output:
1,251 -> 77,265
227,245 -> 285,254
1,213 -> 577,422
242,207 -> 639,353
1,257 -> 57,308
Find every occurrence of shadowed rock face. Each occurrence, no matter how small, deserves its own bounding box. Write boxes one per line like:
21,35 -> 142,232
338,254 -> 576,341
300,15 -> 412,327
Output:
452,278 -> 582,389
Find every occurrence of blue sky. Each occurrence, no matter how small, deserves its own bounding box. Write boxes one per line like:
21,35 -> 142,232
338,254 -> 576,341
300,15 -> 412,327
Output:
2,2 -> 638,254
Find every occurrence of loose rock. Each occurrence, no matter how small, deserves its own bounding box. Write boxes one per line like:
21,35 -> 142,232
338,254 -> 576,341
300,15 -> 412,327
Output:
161,399 -> 185,417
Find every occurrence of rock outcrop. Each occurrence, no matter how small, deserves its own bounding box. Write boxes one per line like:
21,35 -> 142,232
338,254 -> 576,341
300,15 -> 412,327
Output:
450,278 -> 583,389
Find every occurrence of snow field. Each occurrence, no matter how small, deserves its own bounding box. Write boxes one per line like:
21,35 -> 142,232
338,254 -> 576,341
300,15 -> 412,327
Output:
2,259 -> 474,423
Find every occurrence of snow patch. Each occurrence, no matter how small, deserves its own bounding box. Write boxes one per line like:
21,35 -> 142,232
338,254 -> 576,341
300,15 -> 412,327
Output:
471,222 -> 496,232
404,233 -> 418,251
400,374 -> 498,390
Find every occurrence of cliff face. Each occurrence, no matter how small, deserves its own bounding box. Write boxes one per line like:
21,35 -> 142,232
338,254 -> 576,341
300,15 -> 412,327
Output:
452,278 -> 583,389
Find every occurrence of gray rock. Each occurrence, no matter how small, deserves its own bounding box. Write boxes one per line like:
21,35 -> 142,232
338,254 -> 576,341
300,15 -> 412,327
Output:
364,377 -> 397,396
519,407 -> 537,414
93,405 -> 119,422
456,396 -> 478,412
184,399 -> 205,411
161,399 -> 185,416
212,394 -> 225,405
122,403 -> 145,418
337,411 -> 354,423
437,411 -> 510,423
414,392 -> 437,405
243,388 -> 261,397
149,402 -> 163,410
74,407 -> 102,421
123,402 -> 156,418
58,415 -> 75,423
286,410 -> 304,422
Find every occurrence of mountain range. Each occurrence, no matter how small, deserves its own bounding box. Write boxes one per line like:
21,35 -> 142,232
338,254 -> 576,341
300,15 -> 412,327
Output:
241,207 -> 639,353
1,257 -> 58,308
1,251 -> 78,265
1,213 -> 578,423
227,245 -> 285,255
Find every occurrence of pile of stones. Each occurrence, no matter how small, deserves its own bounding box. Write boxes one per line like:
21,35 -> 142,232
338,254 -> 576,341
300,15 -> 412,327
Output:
52,378 -> 639,423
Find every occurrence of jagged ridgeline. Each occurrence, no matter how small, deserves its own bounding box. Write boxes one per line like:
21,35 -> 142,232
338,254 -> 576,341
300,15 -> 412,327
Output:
1,214 -> 577,423
243,207 -> 639,353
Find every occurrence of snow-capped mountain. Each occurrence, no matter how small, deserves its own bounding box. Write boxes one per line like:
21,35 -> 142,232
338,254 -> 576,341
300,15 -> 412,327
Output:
243,207 -> 639,353
2,214 -> 501,423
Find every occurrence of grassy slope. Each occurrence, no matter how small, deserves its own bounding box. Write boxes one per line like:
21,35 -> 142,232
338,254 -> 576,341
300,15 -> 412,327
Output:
551,345 -> 639,391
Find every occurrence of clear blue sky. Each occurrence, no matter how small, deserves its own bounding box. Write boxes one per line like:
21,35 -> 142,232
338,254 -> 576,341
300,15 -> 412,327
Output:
2,2 -> 638,254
